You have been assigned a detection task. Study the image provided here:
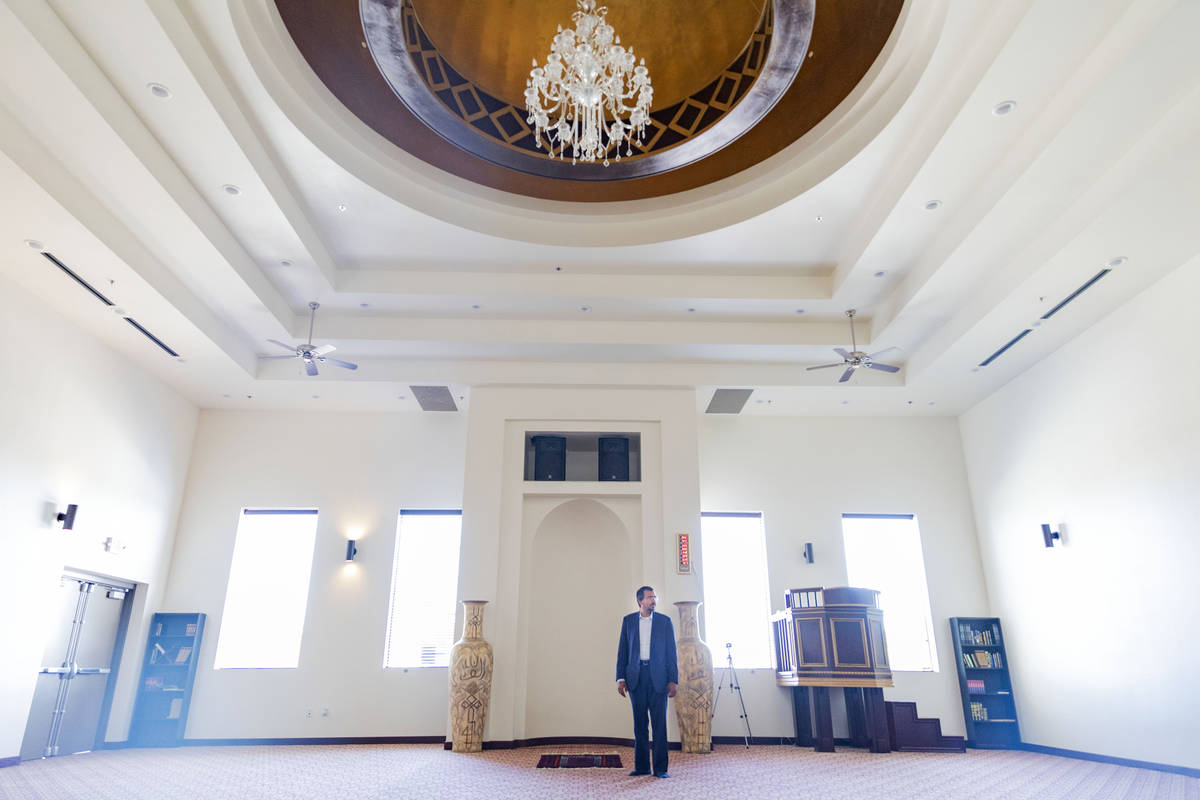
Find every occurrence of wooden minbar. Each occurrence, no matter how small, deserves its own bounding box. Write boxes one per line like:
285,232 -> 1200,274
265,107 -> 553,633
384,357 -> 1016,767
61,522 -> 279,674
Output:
771,587 -> 893,753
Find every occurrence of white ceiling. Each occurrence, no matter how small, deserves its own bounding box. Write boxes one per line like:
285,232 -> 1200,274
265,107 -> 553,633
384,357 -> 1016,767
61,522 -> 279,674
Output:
1,0 -> 1198,416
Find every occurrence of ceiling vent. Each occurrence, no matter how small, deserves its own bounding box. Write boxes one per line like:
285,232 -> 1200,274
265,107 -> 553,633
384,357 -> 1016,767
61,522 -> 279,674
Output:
43,251 -> 180,357
979,329 -> 1032,367
979,268 -> 1112,367
1039,268 -> 1110,320
705,388 -> 754,414
411,385 -> 458,412
42,252 -> 114,306
123,317 -> 180,357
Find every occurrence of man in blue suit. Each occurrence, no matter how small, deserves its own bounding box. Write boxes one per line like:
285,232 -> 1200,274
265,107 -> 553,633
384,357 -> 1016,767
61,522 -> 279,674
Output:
615,585 -> 678,778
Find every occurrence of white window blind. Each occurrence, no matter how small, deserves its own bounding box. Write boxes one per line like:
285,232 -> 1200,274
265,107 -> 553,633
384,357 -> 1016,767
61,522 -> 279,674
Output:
699,512 -> 773,669
214,509 -> 318,669
384,510 -> 463,668
841,514 -> 939,672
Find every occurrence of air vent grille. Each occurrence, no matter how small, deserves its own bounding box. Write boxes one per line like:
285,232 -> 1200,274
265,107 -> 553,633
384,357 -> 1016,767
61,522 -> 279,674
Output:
979,329 -> 1032,367
705,388 -> 754,414
42,252 -> 114,306
1040,268 -> 1110,320
43,251 -> 180,357
979,267 -> 1113,367
411,385 -> 458,412
123,318 -> 180,357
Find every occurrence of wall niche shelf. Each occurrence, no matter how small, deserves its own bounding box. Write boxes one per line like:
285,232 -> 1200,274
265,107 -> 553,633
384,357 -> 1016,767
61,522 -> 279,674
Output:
524,431 -> 641,482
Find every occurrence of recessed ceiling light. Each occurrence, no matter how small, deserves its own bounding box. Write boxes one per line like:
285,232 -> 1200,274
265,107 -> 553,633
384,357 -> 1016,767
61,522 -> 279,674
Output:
555,266 -> 562,272
398,395 -> 406,400
147,83 -> 172,99
471,304 -> 481,310
221,393 -> 231,398
874,270 -> 887,278
814,215 -> 824,222
924,200 -> 942,211
175,358 -> 187,364
580,306 -> 591,312
755,399 -> 765,404
927,401 -> 936,406
795,308 -> 805,314
1031,320 -> 1043,327
312,395 -> 320,399
336,203 -> 348,212
24,239 -> 44,250
971,367 -> 981,373
279,259 -> 293,267
222,184 -> 242,196
687,307 -> 696,313
992,100 -> 1017,116
112,307 -> 126,316
360,302 -> 369,308
1106,256 -> 1128,268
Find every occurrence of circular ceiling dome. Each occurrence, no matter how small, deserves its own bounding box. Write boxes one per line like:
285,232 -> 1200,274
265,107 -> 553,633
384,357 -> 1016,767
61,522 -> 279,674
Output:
275,0 -> 903,202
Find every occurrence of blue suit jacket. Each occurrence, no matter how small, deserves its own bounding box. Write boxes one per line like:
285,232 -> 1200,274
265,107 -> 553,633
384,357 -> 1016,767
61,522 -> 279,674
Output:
615,611 -> 679,692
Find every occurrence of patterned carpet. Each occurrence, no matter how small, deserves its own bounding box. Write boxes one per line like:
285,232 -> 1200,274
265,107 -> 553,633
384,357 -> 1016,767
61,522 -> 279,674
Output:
0,743 -> 1196,800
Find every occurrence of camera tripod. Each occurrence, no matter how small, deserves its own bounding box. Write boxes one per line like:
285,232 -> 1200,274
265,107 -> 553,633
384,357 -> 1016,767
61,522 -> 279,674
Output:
711,642 -> 752,748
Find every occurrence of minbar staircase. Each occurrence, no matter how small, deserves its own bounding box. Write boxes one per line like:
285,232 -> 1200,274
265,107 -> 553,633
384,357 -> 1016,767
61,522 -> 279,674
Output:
885,701 -> 965,753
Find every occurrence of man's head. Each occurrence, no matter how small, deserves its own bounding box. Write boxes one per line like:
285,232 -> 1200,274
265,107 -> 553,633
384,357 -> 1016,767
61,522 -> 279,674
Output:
636,586 -> 656,615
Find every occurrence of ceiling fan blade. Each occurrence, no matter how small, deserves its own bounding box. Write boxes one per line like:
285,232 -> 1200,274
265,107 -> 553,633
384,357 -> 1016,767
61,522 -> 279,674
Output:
322,357 -> 358,370
806,362 -> 845,371
304,361 -> 319,377
867,346 -> 900,359
260,354 -> 298,360
312,344 -> 336,356
865,362 -> 900,373
267,339 -> 297,352
838,367 -> 856,383
834,348 -> 853,360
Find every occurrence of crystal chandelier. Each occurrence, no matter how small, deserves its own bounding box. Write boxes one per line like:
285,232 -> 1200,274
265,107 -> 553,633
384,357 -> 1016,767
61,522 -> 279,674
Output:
524,0 -> 653,166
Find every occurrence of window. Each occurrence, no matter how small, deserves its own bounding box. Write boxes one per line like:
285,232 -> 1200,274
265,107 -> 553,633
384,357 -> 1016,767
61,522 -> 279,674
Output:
384,510 -> 463,668
841,514 -> 939,672
699,512 -> 773,668
214,509 -> 319,669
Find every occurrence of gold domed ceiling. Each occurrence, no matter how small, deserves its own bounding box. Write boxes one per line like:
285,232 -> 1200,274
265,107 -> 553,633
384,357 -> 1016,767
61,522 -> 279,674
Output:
275,0 -> 902,201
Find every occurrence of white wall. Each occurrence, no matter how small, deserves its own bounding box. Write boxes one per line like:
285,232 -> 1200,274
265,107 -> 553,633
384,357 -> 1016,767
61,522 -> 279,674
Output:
699,414 -> 989,739
161,409 -> 468,738
0,273 -> 197,758
959,258 -> 1200,769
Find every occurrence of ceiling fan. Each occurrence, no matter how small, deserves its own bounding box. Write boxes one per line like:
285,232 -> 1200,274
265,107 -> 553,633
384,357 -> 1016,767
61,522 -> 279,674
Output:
263,301 -> 358,376
807,309 -> 900,383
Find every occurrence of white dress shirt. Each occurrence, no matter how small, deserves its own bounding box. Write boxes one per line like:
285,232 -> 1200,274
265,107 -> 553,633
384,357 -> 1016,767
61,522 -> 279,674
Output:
639,613 -> 653,661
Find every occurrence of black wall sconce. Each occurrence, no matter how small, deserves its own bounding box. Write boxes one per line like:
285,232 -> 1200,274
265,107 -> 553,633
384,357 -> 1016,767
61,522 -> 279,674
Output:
345,540 -> 358,562
56,504 -> 78,530
1041,524 -> 1061,548
802,542 -> 814,563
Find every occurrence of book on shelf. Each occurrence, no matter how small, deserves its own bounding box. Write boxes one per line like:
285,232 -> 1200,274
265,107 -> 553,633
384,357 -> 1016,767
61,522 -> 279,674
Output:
154,622 -> 163,636
966,679 -> 985,694
973,650 -> 993,668
152,643 -> 170,664
969,701 -> 989,721
185,623 -> 197,636
174,646 -> 192,664
144,676 -> 163,690
167,698 -> 183,719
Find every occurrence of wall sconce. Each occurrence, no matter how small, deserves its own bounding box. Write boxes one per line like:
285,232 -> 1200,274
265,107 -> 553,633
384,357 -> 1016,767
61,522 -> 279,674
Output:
802,542 -> 814,563
345,540 -> 358,562
56,504 -> 78,530
1041,524 -> 1061,548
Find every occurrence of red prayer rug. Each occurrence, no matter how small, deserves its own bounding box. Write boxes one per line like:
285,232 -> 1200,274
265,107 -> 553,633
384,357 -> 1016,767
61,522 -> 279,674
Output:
535,753 -> 623,769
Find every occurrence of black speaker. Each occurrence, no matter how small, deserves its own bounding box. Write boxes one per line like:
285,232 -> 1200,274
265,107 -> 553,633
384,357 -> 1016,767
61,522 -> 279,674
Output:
598,436 -> 630,481
531,435 -> 566,481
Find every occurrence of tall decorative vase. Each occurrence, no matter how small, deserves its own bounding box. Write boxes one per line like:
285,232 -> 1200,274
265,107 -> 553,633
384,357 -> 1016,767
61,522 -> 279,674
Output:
673,600 -> 715,753
448,600 -> 493,753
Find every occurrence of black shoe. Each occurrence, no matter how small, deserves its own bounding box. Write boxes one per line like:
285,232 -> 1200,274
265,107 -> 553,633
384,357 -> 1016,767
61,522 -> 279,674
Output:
654,772 -> 670,778
628,770 -> 650,776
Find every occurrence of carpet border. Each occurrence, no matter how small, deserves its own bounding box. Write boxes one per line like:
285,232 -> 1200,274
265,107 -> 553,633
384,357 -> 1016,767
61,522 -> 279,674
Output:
1016,743 -> 1200,779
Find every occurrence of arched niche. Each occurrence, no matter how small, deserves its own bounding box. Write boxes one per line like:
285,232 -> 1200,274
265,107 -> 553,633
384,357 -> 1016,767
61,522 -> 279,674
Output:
521,497 -> 636,738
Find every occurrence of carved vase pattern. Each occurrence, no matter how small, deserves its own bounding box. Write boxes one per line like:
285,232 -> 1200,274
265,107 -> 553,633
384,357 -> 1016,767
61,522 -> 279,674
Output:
673,600 -> 715,753
448,600 -> 493,753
